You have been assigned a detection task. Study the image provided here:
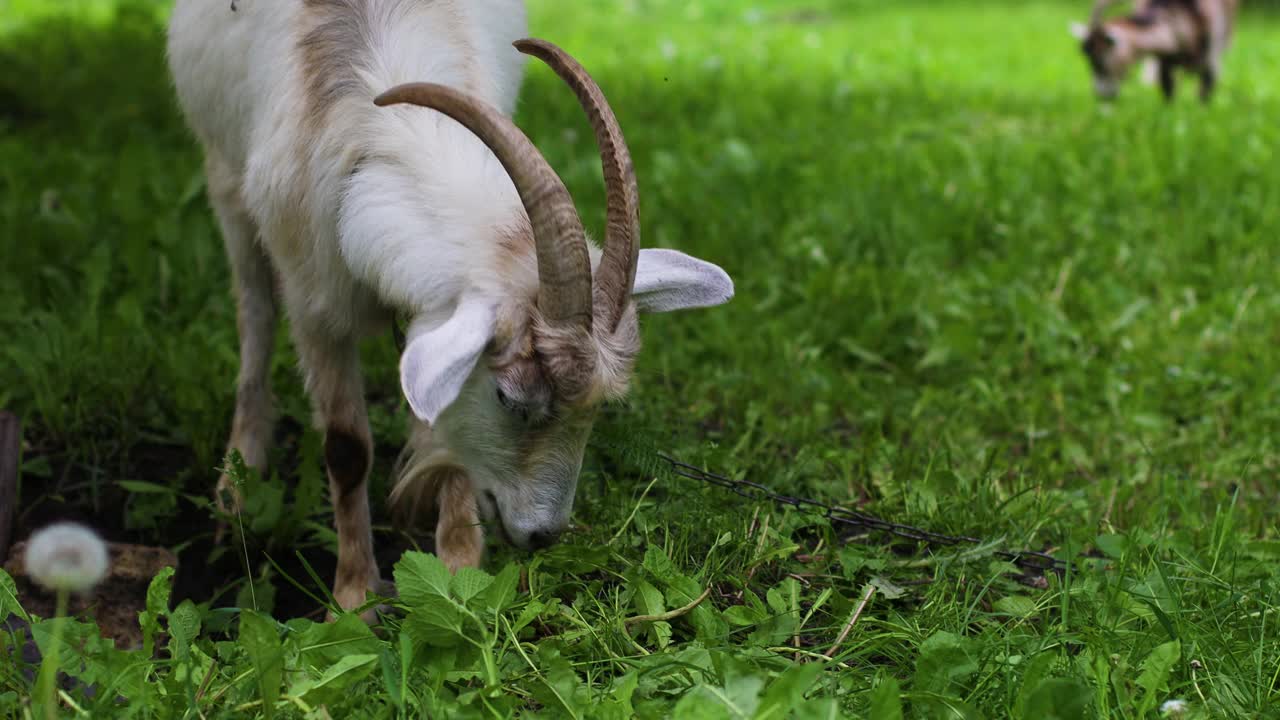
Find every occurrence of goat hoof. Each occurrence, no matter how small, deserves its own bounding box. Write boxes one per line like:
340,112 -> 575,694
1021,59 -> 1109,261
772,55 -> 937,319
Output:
376,578 -> 398,598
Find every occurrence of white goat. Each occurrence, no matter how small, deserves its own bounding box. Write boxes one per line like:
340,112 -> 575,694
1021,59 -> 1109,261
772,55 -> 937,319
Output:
166,0 -> 733,614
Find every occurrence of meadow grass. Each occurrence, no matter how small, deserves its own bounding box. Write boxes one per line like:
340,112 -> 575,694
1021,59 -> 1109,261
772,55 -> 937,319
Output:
2,0 -> 1280,717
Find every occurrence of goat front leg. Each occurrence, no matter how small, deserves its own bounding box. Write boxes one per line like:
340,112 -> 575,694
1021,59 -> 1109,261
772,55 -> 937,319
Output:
294,329 -> 382,619
1198,66 -> 1217,103
208,156 -> 277,534
434,470 -> 485,572
1158,58 -> 1177,102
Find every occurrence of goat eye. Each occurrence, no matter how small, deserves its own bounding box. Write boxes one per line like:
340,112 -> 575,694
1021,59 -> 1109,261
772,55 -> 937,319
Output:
496,387 -> 515,410
496,386 -> 527,417
496,387 -> 536,423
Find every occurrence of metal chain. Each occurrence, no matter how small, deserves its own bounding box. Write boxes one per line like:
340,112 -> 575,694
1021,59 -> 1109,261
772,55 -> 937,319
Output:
655,453 -> 1068,576
385,326 -> 1066,576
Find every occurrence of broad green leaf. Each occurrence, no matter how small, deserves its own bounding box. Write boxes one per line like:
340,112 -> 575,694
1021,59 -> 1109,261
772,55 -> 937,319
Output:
914,631 -> 978,696
146,566 -> 175,616
643,545 -> 680,584
869,675 -> 903,720
719,658 -> 765,719
294,653 -> 379,706
511,599 -> 547,634
604,672 -> 639,720
993,595 -> 1038,618
1245,540 -> 1280,560
451,566 -> 493,604
667,576 -> 728,643
756,662 -> 822,720
632,578 -> 668,647
1015,651 -> 1059,717
483,563 -> 521,610
530,661 -> 589,720
649,620 -> 674,649
793,698 -> 842,720
379,645 -> 404,711
633,578 -> 665,616
167,600 -> 200,662
404,602 -> 467,647
1095,534 -> 1129,560
917,696 -> 985,720
30,619 -> 97,674
724,604 -> 766,627
1136,640 -> 1181,716
1023,678 -> 1093,720
747,613 -> 797,649
394,551 -> 453,608
295,612 -> 380,668
868,575 -> 907,600
239,611 -> 284,719
1079,649 -> 1114,717
0,569 -> 29,623
733,589 -> 769,619
1107,650 -> 1135,711
138,566 -> 175,657
765,586 -> 789,615
116,479 -> 178,494
673,687 -> 733,720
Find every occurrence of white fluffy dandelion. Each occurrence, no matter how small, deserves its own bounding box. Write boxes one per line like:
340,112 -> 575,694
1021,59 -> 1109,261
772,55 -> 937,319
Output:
1160,699 -> 1190,717
23,522 -> 109,593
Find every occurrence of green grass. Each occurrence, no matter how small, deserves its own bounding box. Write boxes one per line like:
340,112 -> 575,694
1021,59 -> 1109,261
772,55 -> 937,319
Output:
3,0 -> 1280,716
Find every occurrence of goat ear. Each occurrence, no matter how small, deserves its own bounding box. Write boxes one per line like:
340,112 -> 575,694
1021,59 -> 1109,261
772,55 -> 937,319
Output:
631,248 -> 734,314
1069,21 -> 1089,40
399,300 -> 495,424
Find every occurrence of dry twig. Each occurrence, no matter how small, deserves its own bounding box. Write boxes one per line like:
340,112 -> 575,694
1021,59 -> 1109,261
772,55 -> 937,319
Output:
623,587 -> 712,630
824,584 -> 876,659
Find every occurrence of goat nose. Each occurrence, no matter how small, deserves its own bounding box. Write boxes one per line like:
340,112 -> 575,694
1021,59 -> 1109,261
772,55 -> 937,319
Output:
527,529 -> 561,550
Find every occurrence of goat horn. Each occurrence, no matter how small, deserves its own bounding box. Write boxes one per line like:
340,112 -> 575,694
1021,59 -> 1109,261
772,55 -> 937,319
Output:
516,38 -> 639,334
375,83 -> 593,331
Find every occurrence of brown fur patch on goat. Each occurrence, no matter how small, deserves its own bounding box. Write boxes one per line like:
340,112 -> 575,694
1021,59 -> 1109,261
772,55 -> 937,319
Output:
297,0 -> 368,132
324,427 -> 370,497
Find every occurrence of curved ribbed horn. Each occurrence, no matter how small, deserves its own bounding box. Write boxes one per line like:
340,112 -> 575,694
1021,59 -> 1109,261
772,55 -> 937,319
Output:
375,83 -> 593,330
515,38 -> 640,333
1090,0 -> 1122,26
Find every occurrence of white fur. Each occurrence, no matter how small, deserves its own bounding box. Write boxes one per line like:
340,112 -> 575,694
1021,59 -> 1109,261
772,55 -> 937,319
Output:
168,0 -> 532,338
401,298 -> 497,423
633,249 -> 735,314
167,0 -> 734,611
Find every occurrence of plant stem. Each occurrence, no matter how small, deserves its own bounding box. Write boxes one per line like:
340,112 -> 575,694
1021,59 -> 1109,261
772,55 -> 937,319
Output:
36,589 -> 69,720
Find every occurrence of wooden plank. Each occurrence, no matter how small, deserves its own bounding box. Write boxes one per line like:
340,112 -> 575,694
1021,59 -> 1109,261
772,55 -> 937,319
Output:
0,411 -> 19,562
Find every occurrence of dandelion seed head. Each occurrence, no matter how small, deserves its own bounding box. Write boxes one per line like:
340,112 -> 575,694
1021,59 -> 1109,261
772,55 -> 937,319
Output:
24,522 -> 109,593
1160,699 -> 1189,717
